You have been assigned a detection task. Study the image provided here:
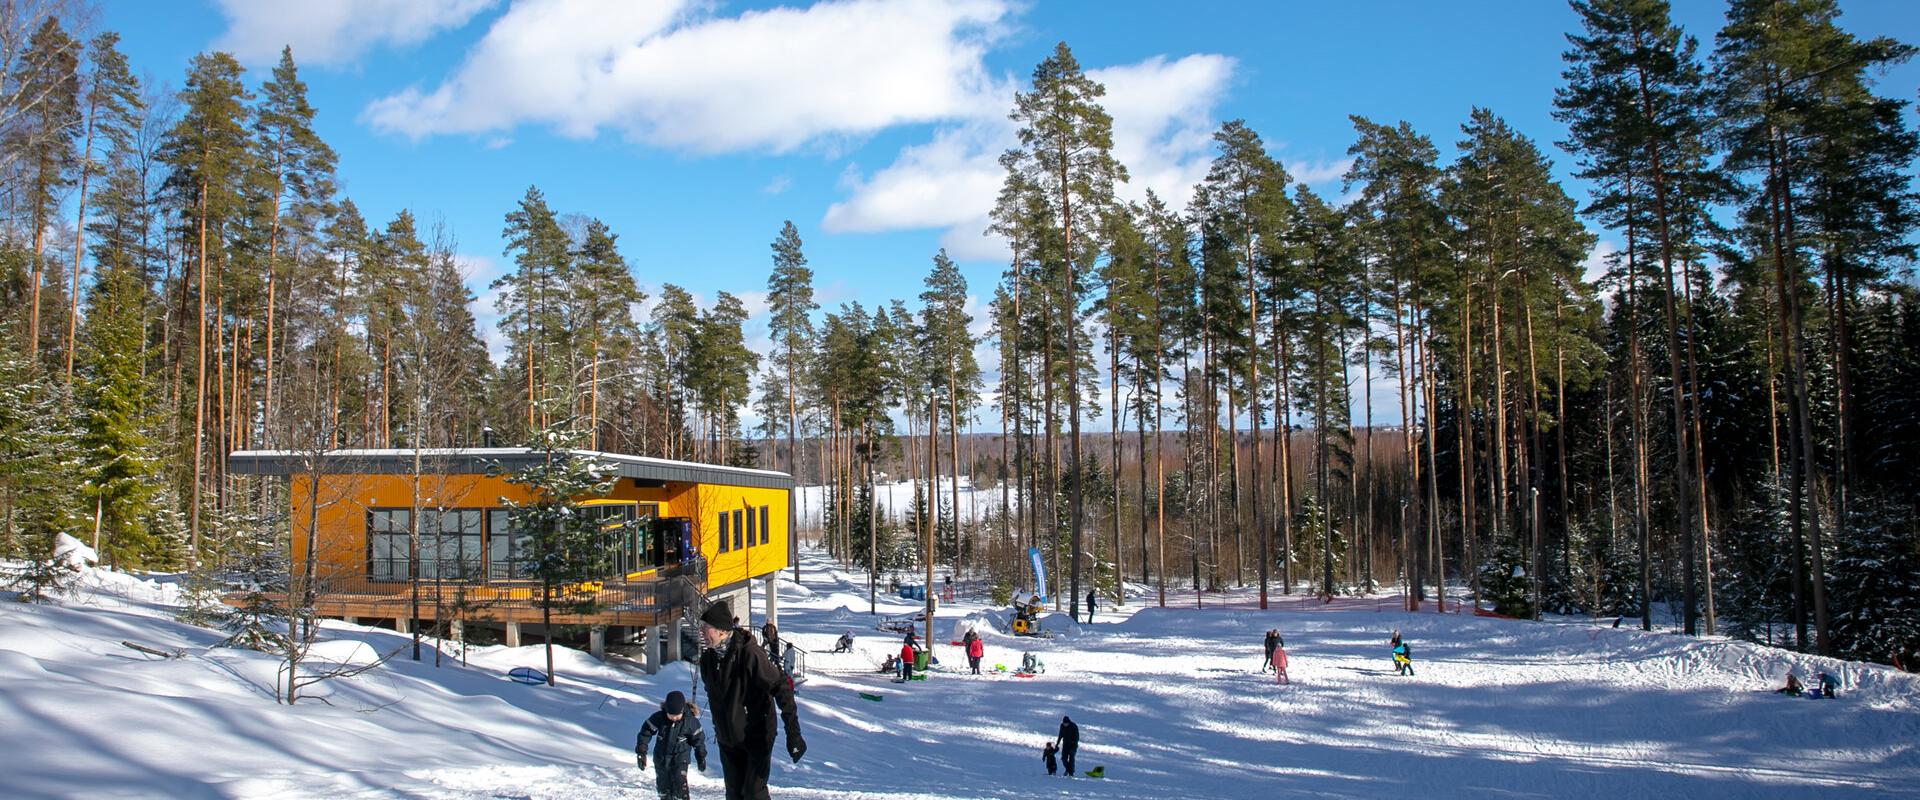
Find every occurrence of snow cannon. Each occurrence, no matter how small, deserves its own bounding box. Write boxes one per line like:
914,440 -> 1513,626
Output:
1011,594 -> 1047,637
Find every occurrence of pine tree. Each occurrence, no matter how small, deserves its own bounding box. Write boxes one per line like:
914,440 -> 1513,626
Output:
1007,42 -> 1126,620
158,51 -> 252,559
1195,119 -> 1290,603
10,16 -> 79,362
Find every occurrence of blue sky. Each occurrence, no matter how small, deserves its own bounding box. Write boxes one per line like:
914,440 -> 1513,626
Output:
100,0 -> 1920,425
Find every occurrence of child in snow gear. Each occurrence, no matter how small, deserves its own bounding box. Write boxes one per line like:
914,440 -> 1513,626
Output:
898,634 -> 917,682
965,630 -> 985,674
1816,672 -> 1839,699
1020,652 -> 1045,675
761,621 -> 779,656
636,691 -> 707,800
1393,637 -> 1414,676
1057,716 -> 1080,776
833,630 -> 854,653
1776,673 -> 1803,696
1272,643 -> 1290,685
696,600 -> 806,800
1042,740 -> 1059,775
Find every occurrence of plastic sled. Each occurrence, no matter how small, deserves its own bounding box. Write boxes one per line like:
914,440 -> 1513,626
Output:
508,666 -> 549,685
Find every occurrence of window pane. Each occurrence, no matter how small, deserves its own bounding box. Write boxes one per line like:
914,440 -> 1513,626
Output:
746,509 -> 756,548
717,513 -> 729,553
761,506 -> 771,545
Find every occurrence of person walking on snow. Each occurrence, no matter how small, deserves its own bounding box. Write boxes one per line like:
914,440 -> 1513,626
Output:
697,600 -> 806,800
1042,740 -> 1059,775
1085,590 -> 1097,624
636,690 -> 707,800
761,621 -> 779,657
1392,633 -> 1415,677
1262,629 -> 1282,672
1056,716 -> 1081,776
898,634 -> 917,682
1272,641 -> 1290,685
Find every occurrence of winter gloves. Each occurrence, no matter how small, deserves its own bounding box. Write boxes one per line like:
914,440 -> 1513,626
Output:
787,731 -> 808,763
697,757 -> 706,772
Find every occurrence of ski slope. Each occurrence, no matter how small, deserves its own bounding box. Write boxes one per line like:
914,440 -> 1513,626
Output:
1,544 -> 1916,799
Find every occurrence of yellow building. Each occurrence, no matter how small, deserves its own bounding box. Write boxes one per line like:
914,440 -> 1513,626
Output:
226,448 -> 793,670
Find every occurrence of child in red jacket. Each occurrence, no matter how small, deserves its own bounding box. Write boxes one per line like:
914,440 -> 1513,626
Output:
965,631 -> 985,674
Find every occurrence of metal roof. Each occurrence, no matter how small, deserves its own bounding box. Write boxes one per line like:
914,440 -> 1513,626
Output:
226,448 -> 793,490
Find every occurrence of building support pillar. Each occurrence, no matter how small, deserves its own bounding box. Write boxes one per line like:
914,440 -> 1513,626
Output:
590,625 -> 606,660
505,621 -> 522,648
449,619 -> 464,643
395,617 -> 410,634
638,626 -> 657,674
663,615 -> 681,664
765,577 -> 779,626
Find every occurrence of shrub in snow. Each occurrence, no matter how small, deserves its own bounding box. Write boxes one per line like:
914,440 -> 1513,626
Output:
1478,534 -> 1535,619
7,532 -> 84,603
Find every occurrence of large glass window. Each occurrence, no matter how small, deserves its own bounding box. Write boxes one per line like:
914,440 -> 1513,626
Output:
420,509 -> 483,580
368,509 -> 411,581
488,509 -> 530,580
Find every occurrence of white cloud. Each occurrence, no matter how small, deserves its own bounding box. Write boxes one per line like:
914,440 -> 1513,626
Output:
1583,239 -> 1617,286
211,0 -> 497,68
762,175 -> 793,196
821,53 -> 1237,256
1283,156 -> 1355,186
364,0 -> 1012,152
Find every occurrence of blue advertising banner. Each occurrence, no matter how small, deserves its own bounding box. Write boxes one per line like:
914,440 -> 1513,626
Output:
1028,546 -> 1049,604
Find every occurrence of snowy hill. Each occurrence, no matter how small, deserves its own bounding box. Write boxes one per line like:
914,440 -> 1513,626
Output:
2,546 -> 1916,799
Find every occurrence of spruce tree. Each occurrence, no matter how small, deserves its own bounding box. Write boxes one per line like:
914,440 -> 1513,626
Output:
78,259 -> 162,567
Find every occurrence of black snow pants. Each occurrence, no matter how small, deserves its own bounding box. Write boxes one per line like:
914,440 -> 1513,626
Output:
718,742 -> 773,800
1062,745 -> 1077,776
653,763 -> 691,800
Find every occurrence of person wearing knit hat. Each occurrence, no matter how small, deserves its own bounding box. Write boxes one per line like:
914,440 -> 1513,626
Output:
698,598 -> 806,800
636,689 -> 706,799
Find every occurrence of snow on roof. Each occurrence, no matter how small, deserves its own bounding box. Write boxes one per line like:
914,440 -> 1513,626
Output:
226,448 -> 792,489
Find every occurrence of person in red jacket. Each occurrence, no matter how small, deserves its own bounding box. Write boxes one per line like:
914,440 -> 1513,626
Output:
964,630 -> 985,674
898,634 -> 917,682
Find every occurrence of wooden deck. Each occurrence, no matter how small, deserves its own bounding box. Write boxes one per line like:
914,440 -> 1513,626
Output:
227,576 -> 693,627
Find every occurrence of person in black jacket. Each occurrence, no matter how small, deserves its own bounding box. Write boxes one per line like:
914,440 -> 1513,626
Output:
1084,590 -> 1097,624
1262,629 -> 1279,672
636,690 -> 707,800
1056,715 -> 1080,777
698,600 -> 805,800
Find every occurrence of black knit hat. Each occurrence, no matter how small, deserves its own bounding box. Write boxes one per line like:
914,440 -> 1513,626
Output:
663,690 -> 686,715
699,600 -> 733,630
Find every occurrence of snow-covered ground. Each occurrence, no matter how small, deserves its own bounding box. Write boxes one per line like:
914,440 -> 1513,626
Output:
2,543 -> 1916,799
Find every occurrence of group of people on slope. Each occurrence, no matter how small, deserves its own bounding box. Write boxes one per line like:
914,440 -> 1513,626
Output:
634,600 -> 806,800
1259,628 -> 1418,683
1776,671 -> 1841,699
